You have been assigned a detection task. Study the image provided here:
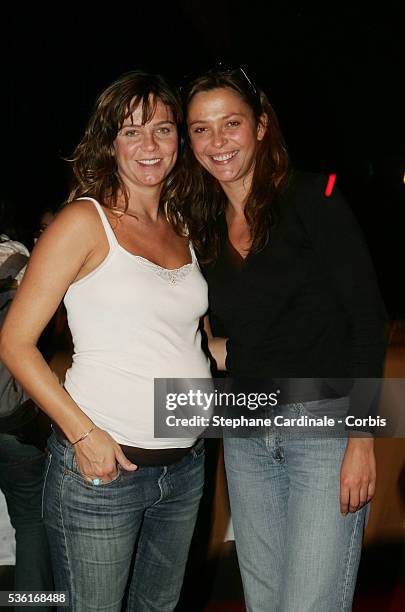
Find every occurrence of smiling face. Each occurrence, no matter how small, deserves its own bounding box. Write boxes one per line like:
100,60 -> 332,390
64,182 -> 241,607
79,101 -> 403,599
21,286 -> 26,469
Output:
113,97 -> 178,192
187,87 -> 266,189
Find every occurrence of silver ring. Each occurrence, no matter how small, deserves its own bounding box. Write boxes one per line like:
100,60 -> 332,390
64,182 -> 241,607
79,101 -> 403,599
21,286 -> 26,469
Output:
91,478 -> 102,486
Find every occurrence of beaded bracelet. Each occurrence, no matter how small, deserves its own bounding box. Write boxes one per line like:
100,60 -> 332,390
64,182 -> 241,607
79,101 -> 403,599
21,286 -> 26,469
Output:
71,425 -> 96,445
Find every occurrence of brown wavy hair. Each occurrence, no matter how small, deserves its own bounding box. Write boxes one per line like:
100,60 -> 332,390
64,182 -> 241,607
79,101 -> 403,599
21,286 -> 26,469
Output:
67,70 -> 185,231
180,68 -> 290,263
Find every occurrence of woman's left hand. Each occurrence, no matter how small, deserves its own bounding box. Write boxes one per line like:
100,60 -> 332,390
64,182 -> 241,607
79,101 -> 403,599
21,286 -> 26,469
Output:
340,437 -> 376,514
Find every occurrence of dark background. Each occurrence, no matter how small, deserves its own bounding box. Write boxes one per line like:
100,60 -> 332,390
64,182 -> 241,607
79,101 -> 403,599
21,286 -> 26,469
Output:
2,1 -> 404,315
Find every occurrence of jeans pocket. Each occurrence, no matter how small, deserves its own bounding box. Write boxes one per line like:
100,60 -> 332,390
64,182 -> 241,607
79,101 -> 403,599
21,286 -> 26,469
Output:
69,453 -> 122,487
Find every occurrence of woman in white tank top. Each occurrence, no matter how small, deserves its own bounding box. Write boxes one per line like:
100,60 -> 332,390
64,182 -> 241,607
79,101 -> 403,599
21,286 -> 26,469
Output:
0,71 -> 211,611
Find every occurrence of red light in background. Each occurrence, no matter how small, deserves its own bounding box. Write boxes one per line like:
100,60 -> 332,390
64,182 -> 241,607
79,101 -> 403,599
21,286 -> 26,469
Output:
325,174 -> 336,197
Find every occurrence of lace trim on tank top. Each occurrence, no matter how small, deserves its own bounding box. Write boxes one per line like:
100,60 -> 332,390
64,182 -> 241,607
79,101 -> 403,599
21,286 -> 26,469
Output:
129,247 -> 195,285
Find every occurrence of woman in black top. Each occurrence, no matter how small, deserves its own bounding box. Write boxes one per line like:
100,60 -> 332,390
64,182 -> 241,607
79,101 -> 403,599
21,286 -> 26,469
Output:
181,67 -> 387,612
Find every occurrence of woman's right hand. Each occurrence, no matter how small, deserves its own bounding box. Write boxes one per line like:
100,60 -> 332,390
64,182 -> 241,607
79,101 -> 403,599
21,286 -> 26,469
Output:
74,426 -> 138,483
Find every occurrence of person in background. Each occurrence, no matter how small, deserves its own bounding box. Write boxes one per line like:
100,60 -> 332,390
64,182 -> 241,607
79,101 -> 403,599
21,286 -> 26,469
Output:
181,66 -> 387,612
0,199 -> 53,611
0,71 -> 211,612
34,208 -> 56,244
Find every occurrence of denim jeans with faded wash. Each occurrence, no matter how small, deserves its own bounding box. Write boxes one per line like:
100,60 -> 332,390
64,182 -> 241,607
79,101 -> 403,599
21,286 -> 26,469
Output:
223,398 -> 367,612
0,433 -> 53,611
43,432 -> 204,612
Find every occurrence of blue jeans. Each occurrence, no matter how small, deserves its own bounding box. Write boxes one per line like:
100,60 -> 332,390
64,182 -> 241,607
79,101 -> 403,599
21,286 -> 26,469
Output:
223,400 -> 367,612
0,434 -> 53,611
43,432 -> 204,612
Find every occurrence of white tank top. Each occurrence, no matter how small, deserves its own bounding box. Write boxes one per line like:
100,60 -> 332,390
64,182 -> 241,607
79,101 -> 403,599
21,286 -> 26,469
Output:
64,198 -> 211,448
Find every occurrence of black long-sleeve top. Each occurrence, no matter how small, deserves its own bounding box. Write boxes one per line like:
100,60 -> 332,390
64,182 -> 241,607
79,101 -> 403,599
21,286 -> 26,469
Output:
203,172 -> 387,386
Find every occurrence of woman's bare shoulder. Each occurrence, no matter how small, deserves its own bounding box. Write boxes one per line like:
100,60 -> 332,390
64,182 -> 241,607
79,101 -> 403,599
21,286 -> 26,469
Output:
42,199 -> 106,244
55,199 -> 101,223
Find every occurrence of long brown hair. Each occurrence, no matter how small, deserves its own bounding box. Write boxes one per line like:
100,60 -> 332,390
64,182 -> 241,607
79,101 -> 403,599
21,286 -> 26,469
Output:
181,68 -> 290,263
67,71 -> 185,231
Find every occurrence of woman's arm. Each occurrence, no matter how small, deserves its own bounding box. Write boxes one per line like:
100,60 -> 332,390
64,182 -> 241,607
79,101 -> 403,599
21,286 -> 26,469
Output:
297,174 -> 385,512
203,315 -> 227,371
0,202 -> 136,481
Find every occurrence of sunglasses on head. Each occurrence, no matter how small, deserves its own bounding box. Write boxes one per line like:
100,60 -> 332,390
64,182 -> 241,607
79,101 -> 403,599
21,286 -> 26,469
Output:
180,61 -> 259,98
